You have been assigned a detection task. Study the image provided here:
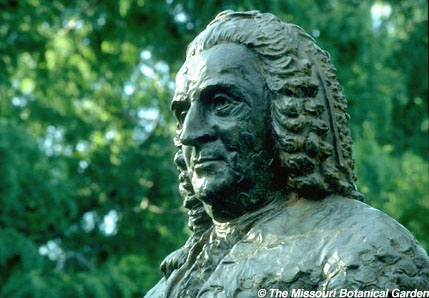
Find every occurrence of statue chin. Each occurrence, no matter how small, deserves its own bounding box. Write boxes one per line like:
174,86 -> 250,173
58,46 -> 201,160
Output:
191,169 -> 243,221
201,202 -> 215,220
201,201 -> 243,223
196,189 -> 244,222
190,157 -> 273,222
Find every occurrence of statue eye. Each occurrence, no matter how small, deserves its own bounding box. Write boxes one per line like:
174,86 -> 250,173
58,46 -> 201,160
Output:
212,93 -> 234,114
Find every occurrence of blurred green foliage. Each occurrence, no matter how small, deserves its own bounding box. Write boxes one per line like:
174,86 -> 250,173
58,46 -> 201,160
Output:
0,0 -> 427,296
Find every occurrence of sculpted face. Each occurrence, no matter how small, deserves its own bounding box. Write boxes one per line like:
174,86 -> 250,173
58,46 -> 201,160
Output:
172,44 -> 275,221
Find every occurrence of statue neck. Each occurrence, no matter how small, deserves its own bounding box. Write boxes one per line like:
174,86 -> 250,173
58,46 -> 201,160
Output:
211,196 -> 282,242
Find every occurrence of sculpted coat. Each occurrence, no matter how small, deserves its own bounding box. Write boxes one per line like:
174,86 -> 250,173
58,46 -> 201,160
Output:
145,10 -> 429,297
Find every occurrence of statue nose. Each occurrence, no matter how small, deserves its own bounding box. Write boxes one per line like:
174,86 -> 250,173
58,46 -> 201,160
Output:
179,103 -> 215,146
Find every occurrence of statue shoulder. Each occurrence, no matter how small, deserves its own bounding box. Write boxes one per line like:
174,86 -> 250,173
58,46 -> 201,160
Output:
317,197 -> 429,290
235,196 -> 429,290
260,196 -> 424,247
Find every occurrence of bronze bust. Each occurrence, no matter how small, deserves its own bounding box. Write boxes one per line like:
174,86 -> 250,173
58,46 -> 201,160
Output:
145,10 -> 429,297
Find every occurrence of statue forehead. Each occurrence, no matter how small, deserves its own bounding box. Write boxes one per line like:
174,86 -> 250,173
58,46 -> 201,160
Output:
173,43 -> 263,105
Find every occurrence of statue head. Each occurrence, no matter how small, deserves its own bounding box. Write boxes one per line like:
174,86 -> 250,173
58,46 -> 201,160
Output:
172,10 -> 362,226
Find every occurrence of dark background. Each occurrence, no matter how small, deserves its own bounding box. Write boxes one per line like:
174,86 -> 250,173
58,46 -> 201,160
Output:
0,0 -> 427,296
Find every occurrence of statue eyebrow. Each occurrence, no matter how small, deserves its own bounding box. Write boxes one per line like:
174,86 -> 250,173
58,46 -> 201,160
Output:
171,95 -> 189,112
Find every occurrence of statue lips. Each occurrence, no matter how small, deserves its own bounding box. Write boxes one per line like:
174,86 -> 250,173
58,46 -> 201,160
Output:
192,156 -> 225,174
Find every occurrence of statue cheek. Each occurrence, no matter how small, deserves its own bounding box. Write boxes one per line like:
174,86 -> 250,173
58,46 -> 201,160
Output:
240,132 -> 257,149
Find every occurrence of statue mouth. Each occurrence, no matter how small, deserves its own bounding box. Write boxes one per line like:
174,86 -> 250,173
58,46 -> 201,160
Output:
192,157 -> 225,173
